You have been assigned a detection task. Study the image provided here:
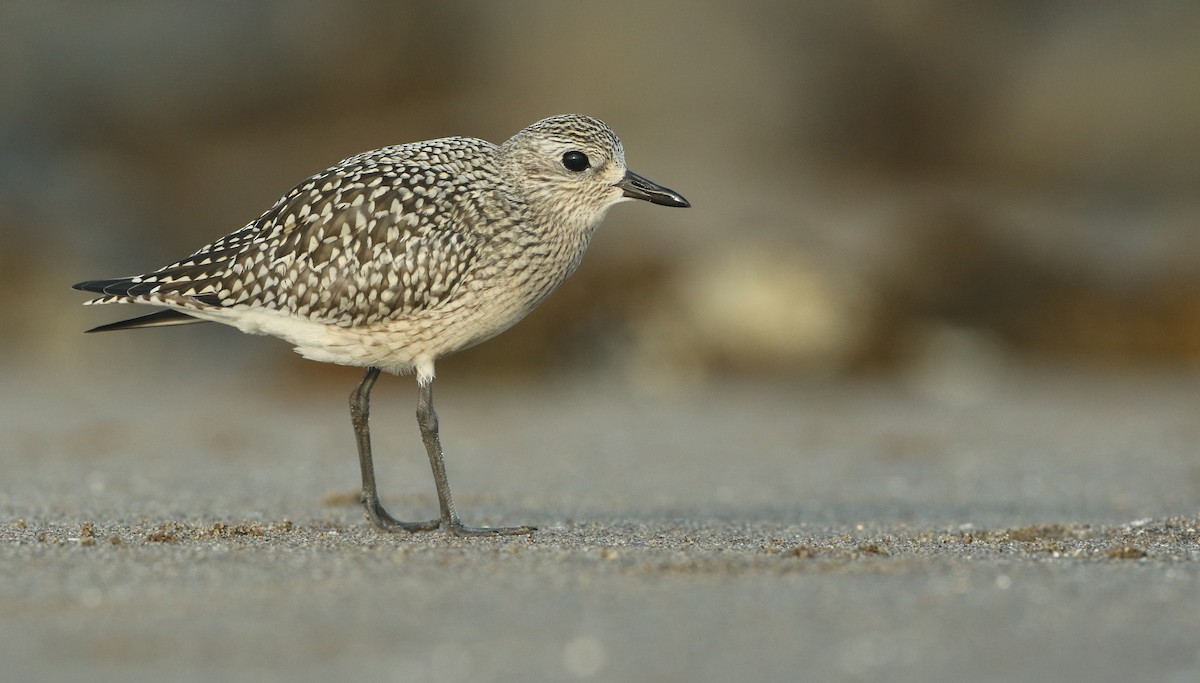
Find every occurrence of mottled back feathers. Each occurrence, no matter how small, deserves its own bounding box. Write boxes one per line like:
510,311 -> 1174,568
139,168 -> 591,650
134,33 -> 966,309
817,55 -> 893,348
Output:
79,137 -> 516,328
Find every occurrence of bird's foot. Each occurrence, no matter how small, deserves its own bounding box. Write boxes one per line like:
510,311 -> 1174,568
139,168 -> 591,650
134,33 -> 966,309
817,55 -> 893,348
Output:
364,497 -> 534,535
442,519 -> 537,537
364,499 -> 440,533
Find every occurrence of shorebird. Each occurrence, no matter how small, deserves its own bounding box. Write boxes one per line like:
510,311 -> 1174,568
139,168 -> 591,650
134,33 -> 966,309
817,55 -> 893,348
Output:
73,114 -> 690,535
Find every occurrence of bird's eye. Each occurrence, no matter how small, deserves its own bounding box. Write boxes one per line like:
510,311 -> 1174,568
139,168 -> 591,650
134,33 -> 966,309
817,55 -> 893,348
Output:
562,151 -> 590,172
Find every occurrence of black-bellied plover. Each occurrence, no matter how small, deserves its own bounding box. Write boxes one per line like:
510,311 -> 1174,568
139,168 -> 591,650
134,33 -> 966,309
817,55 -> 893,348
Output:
73,114 -> 689,535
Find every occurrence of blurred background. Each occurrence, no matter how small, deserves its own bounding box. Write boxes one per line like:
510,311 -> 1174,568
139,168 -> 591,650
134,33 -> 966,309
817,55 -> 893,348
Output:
4,0 -> 1199,391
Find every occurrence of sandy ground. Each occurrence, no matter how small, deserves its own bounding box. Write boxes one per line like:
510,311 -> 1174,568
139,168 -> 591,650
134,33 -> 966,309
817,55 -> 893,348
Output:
2,363 -> 1198,682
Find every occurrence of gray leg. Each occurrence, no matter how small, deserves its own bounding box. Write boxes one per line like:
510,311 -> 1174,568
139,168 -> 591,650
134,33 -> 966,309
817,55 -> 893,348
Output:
417,377 -> 535,536
350,367 -> 438,532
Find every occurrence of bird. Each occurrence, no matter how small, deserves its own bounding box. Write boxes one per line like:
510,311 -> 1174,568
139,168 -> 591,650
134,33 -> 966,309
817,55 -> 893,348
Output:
73,114 -> 690,536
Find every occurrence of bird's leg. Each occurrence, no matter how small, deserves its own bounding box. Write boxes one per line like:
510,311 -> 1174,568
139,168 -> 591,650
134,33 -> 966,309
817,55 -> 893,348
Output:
416,377 -> 535,536
350,367 -> 439,532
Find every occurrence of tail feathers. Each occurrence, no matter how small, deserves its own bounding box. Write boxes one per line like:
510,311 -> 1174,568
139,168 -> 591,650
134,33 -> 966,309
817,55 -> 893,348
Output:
73,278 -> 133,295
75,274 -> 228,332
85,309 -> 208,333
74,277 -> 225,304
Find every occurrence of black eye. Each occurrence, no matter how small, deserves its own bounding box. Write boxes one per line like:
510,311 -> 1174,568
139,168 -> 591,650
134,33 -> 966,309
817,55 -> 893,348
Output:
562,151 -> 590,172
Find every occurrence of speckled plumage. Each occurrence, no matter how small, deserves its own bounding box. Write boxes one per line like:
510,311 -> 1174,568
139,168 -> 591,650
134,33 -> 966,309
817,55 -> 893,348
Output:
74,114 -> 689,535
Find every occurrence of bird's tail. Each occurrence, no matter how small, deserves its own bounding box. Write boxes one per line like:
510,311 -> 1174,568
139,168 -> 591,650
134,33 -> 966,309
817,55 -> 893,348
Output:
72,278 -> 214,332
82,309 -> 206,333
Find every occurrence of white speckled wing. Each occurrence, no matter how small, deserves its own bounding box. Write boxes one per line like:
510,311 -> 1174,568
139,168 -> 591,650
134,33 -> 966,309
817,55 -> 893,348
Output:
82,138 -> 515,329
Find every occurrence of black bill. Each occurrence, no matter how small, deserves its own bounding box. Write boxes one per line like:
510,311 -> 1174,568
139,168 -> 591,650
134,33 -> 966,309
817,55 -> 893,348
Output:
616,170 -> 690,208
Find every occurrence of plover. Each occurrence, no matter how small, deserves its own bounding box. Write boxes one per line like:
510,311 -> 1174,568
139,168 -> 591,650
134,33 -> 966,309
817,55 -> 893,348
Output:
73,114 -> 690,535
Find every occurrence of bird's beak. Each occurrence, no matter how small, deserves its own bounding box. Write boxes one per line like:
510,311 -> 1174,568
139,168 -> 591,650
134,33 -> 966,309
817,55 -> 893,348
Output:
616,170 -> 690,208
